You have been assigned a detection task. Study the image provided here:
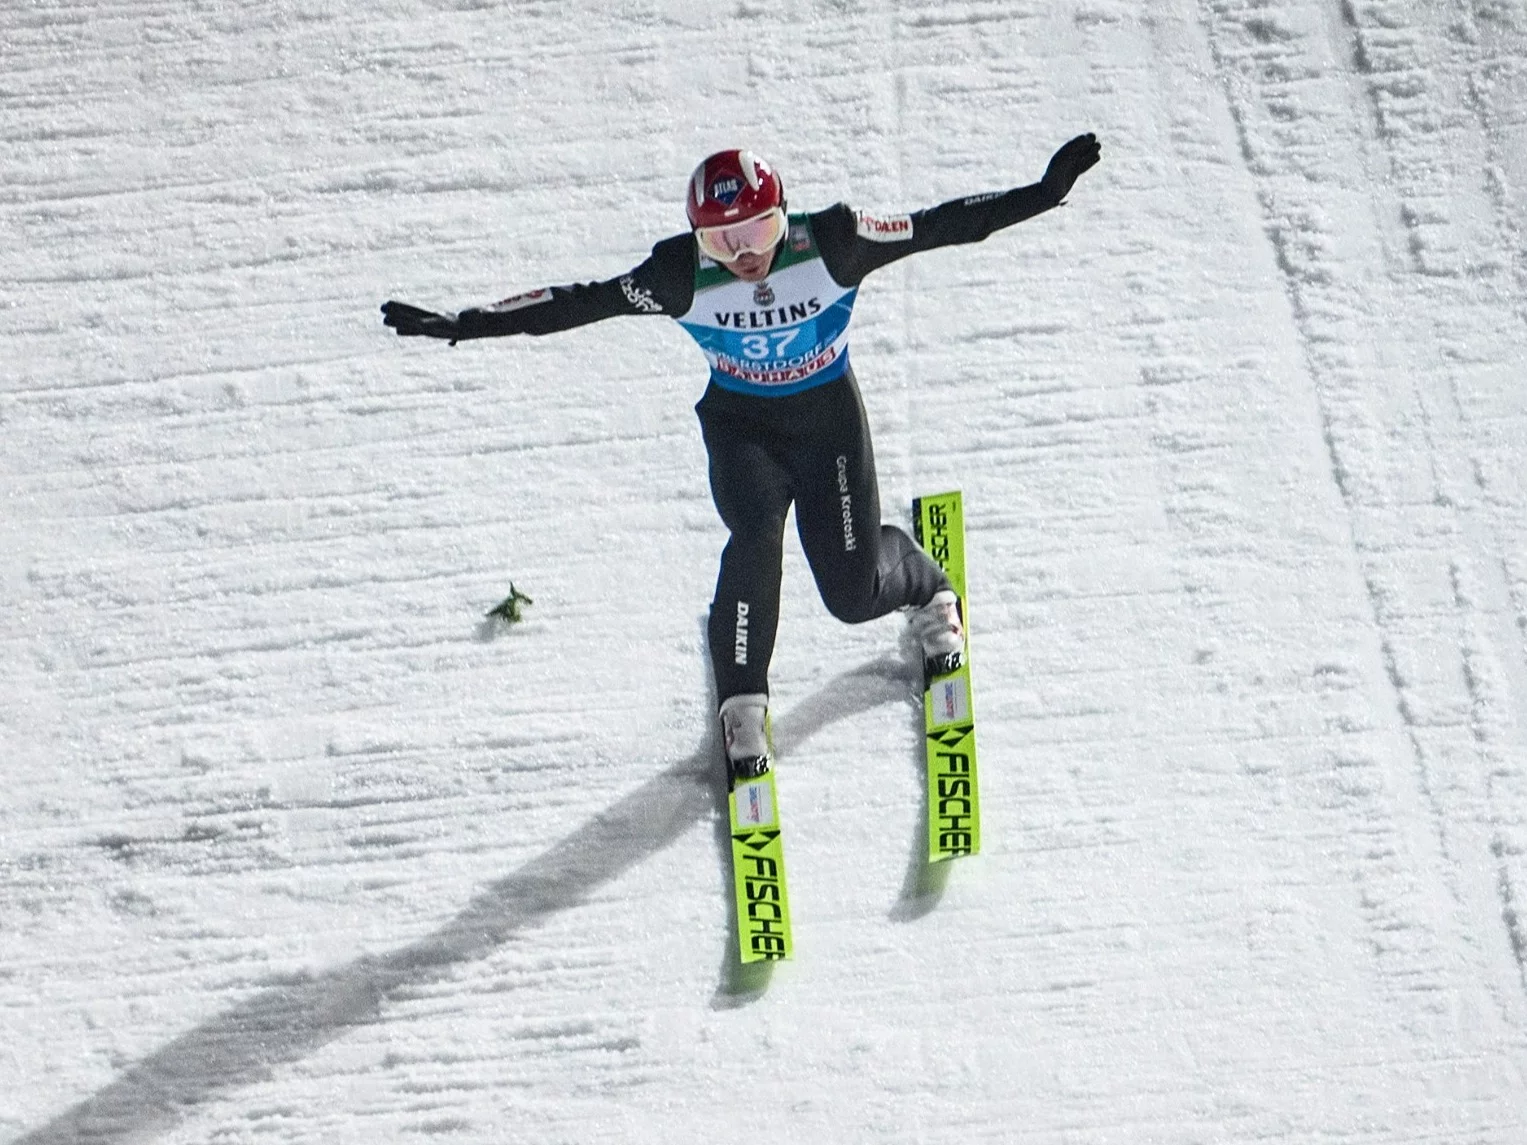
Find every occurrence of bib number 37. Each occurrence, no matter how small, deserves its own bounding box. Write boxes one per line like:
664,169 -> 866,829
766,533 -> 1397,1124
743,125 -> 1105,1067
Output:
740,330 -> 798,359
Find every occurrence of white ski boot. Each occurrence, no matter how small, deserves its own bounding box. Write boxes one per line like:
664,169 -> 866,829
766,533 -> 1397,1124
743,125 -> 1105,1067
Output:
910,589 -> 965,678
719,692 -> 772,781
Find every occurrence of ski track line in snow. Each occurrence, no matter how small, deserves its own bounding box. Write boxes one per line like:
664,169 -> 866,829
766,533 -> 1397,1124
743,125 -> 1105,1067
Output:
6,659 -> 910,1145
1201,0 -> 1527,1025
1448,0 -> 1527,996
1339,0 -> 1527,1004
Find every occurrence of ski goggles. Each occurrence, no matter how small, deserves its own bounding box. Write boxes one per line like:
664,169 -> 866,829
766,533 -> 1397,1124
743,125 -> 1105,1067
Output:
694,207 -> 787,263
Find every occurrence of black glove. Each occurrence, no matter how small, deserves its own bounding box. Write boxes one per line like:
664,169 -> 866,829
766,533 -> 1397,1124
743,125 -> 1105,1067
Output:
381,300 -> 462,343
1040,133 -> 1101,205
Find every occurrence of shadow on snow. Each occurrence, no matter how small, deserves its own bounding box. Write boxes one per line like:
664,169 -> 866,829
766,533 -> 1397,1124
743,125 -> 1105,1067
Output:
18,655 -> 933,1145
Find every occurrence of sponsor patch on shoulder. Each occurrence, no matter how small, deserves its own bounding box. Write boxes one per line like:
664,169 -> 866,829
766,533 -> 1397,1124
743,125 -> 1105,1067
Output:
486,288 -> 551,313
854,209 -> 913,242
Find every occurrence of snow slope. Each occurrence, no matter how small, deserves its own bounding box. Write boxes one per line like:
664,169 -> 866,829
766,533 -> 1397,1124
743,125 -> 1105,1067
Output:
3,0 -> 1527,1141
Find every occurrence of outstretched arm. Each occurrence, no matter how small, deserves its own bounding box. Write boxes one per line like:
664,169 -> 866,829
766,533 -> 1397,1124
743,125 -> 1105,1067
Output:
816,133 -> 1101,287
382,232 -> 697,344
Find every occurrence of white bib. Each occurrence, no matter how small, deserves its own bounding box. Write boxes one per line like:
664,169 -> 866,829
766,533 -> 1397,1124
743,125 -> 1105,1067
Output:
676,217 -> 858,397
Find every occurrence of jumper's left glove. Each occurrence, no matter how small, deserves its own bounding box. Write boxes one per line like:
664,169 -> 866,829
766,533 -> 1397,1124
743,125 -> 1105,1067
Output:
381,300 -> 462,343
1040,133 -> 1101,205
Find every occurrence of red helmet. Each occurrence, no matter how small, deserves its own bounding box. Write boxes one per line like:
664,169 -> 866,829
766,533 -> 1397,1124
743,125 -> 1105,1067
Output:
686,149 -> 784,230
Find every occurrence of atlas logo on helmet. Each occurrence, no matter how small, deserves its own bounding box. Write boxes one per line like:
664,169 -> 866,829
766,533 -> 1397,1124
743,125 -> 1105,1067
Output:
709,176 -> 743,206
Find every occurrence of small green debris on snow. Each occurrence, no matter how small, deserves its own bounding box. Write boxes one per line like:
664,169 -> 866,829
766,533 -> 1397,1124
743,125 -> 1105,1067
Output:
485,584 -> 534,624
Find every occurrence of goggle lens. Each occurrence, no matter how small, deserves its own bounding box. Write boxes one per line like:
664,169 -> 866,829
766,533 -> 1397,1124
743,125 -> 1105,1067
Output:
695,208 -> 786,262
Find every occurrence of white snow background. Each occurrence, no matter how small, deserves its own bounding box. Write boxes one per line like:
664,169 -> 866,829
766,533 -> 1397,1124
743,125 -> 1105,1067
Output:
4,0 -> 1527,1141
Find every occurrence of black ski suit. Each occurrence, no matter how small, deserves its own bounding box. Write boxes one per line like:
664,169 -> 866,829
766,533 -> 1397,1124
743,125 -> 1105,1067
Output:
425,182 -> 1063,705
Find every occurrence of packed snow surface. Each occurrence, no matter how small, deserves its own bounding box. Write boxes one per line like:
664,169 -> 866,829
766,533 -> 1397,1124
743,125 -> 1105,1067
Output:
4,1 -> 1527,1142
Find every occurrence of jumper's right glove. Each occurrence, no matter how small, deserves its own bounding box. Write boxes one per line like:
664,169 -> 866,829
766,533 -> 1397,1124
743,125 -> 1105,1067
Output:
381,300 -> 462,343
1040,133 -> 1101,205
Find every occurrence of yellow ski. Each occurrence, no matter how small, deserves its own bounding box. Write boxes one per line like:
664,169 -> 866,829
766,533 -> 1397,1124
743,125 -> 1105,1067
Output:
914,491 -> 981,861
728,769 -> 793,962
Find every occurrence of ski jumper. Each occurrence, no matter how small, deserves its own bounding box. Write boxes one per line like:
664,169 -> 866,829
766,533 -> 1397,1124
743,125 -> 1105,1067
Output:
453,184 -> 1060,705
